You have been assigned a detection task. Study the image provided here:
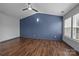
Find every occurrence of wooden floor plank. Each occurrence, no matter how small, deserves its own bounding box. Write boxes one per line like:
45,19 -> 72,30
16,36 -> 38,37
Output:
0,37 -> 79,56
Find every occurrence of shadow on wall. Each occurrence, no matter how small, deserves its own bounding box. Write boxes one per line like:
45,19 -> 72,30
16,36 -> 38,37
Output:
20,13 -> 63,40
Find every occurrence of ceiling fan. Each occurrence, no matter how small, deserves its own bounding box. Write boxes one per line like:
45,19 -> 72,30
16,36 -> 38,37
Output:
22,3 -> 38,12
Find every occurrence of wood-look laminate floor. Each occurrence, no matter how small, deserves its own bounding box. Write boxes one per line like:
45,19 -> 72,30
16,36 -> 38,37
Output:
0,37 -> 79,56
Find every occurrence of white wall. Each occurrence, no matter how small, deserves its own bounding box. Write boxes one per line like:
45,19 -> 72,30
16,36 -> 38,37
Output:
63,4 -> 79,52
0,12 -> 20,42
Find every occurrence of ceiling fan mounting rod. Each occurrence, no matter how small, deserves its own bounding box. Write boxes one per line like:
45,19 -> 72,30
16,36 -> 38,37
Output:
28,3 -> 32,8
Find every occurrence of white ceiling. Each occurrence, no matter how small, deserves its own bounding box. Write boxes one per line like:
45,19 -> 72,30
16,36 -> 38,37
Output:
0,3 -> 78,18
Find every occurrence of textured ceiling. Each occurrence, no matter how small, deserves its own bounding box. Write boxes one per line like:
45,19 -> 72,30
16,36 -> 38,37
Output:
0,3 -> 78,18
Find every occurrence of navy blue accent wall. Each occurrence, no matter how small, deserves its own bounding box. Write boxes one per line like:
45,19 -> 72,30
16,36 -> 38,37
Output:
20,13 -> 63,40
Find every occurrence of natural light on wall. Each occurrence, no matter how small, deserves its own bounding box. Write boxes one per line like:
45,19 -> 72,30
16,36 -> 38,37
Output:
36,18 -> 39,22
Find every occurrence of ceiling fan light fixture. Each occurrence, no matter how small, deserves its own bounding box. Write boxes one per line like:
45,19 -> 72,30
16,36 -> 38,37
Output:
28,7 -> 32,10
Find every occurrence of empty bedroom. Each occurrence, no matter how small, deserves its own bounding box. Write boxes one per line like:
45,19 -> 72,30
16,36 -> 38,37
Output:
0,3 -> 79,56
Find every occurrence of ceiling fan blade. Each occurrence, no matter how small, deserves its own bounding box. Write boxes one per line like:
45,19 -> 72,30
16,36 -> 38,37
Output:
32,8 -> 38,12
22,8 -> 28,11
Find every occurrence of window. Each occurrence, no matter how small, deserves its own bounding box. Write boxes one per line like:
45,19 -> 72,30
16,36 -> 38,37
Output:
64,13 -> 79,40
64,17 -> 71,38
73,13 -> 79,40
